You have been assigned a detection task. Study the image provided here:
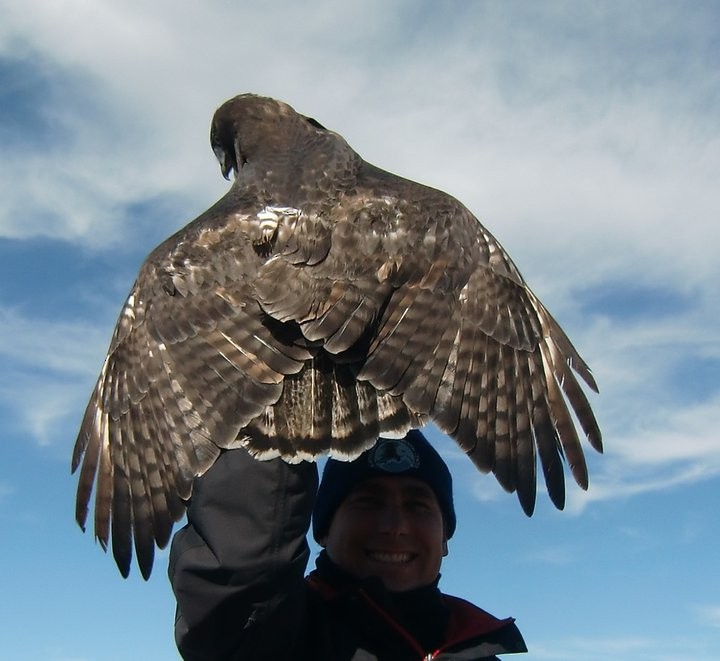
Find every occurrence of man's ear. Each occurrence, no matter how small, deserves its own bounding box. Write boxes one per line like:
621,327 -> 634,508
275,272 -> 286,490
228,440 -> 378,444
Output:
442,538 -> 449,557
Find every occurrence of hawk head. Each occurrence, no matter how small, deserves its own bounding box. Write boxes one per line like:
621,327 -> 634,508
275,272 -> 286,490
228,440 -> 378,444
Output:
210,93 -> 328,180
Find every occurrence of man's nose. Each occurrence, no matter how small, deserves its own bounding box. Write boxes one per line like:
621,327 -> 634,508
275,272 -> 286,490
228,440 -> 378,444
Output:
377,504 -> 409,533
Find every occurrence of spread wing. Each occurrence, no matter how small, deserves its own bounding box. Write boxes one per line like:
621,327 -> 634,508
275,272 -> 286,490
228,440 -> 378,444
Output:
253,163 -> 602,517
71,199 -> 420,578
71,206 -> 302,578
73,99 -> 601,579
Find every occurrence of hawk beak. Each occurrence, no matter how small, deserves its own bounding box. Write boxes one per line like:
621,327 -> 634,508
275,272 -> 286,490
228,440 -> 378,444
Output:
213,145 -> 235,180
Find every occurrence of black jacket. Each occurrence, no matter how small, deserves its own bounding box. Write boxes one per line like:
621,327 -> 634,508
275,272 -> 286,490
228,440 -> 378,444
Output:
169,448 -> 526,660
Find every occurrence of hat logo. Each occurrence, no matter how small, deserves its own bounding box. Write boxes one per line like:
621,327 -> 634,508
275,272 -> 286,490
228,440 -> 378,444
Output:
368,439 -> 420,473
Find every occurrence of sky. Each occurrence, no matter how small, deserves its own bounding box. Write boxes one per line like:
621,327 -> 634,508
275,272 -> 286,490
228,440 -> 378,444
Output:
1,1 -> 719,659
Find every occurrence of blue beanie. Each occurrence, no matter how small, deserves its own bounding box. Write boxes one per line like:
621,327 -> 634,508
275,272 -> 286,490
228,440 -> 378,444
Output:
312,430 -> 456,543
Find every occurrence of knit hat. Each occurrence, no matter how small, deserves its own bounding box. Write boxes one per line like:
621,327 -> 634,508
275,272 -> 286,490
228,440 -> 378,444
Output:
312,430 -> 456,543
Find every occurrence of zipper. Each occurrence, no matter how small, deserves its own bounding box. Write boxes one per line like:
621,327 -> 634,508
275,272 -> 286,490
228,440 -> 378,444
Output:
357,588 -> 429,658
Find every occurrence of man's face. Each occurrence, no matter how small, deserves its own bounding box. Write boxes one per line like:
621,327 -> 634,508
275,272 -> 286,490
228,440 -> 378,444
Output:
323,475 -> 448,592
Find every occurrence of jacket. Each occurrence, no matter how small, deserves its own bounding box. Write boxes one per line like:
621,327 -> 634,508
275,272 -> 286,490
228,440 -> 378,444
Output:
169,447 -> 527,660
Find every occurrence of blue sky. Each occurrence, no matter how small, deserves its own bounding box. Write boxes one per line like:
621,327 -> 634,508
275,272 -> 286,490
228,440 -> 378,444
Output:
1,1 -> 719,659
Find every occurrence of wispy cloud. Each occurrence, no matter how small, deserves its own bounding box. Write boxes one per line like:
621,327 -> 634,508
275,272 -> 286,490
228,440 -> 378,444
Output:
1,0 -> 718,507
518,545 -> 576,566
0,306 -> 108,445
0,481 -> 13,501
565,391 -> 720,513
0,307 -> 107,376
696,604 -> 720,629
0,370 -> 87,445
1,0 -> 717,294
0,5 -> 718,661
529,634 -> 718,661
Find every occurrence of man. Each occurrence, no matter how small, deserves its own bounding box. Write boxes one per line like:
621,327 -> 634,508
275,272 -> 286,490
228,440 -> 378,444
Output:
169,430 -> 527,660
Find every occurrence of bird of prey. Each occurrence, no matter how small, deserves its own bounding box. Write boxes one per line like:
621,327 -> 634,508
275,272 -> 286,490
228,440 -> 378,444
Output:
72,93 -> 602,579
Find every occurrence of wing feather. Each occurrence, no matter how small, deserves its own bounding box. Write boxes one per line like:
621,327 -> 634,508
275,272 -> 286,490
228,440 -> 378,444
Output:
73,227 -> 318,577
490,344 -> 513,493
109,417 -> 132,577
512,350 -> 537,515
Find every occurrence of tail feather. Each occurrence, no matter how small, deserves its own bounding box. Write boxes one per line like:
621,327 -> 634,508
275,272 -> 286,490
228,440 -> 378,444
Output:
242,352 -> 418,462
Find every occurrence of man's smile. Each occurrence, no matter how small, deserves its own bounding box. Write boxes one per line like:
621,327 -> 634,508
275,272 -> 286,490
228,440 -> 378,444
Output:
366,551 -> 415,565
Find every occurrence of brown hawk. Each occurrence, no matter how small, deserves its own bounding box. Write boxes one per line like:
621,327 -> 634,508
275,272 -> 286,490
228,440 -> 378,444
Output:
72,94 -> 602,579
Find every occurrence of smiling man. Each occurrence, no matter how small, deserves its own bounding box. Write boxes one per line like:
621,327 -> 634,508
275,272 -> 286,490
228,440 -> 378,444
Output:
319,475 -> 446,593
169,431 -> 527,660
314,435 -> 453,593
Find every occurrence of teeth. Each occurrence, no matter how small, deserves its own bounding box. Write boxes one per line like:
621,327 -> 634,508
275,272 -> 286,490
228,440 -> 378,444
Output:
368,551 -> 412,564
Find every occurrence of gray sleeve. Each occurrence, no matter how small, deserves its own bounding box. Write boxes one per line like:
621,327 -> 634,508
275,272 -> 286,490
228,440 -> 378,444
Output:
168,447 -> 318,660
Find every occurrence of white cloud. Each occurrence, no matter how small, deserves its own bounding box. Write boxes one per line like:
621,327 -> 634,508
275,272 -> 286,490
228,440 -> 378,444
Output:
1,0 -> 717,294
519,545 -> 576,566
0,481 -> 13,501
529,634 -> 718,661
565,399 -> 720,513
0,307 -> 107,376
1,5 -> 718,661
0,371 -> 87,445
696,604 -> 720,629
545,274 -> 720,512
567,460 -> 718,515
1,0 -> 718,501
612,401 -> 720,467
0,307 -> 109,445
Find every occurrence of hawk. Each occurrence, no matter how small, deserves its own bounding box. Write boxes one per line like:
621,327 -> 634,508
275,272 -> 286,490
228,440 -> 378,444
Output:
72,94 -> 602,579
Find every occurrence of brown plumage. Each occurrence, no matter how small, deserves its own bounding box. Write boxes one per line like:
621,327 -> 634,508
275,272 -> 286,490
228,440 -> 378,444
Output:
72,94 -> 602,579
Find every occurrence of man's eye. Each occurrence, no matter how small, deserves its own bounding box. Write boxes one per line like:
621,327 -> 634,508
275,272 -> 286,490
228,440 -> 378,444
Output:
352,495 -> 380,507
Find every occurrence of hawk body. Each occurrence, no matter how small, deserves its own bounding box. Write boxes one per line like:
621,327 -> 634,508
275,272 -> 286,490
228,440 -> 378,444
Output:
72,94 -> 601,578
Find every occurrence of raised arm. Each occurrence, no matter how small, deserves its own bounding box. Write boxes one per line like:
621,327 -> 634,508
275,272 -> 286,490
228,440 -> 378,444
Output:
169,447 -> 318,660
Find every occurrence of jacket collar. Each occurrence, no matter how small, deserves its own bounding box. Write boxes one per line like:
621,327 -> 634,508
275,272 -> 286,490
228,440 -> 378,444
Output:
307,553 -> 526,657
